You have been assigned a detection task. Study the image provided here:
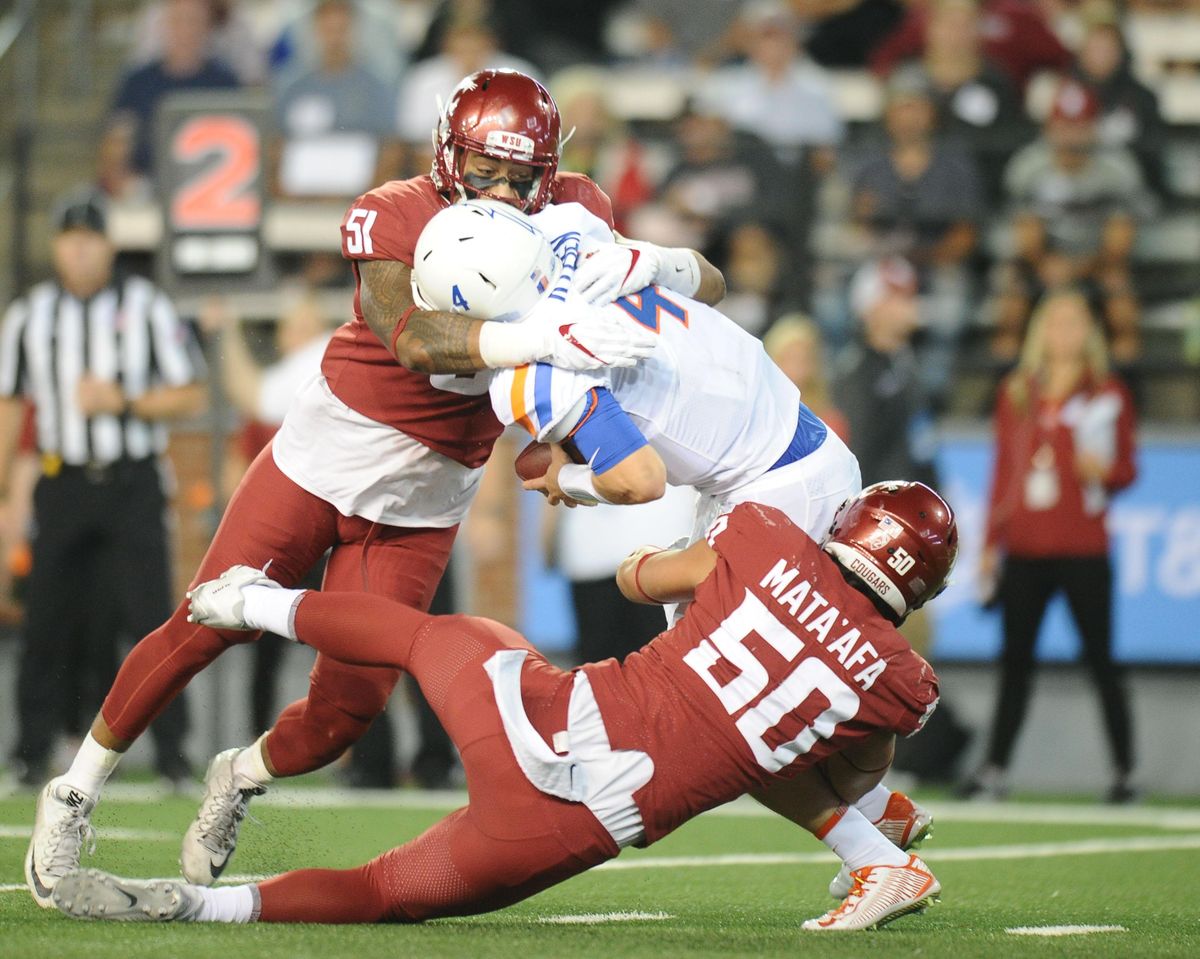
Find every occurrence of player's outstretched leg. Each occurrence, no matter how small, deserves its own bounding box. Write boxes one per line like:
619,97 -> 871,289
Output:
53,869 -> 207,922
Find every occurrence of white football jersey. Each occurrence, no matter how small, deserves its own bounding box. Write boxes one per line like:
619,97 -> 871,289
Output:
490,206 -> 801,498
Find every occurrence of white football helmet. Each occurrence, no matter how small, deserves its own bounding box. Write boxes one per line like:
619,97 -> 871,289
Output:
412,199 -> 559,322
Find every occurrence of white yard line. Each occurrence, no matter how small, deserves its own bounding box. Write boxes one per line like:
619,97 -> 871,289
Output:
2,834 -> 1199,894
538,911 -> 673,924
37,784 -> 1200,831
597,833 -> 1200,871
1007,925 -> 1128,936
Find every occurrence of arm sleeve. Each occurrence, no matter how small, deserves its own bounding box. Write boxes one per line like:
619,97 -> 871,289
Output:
0,298 -> 29,398
565,387 -> 648,475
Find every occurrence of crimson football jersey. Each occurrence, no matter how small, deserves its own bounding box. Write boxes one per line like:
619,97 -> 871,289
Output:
321,173 -> 615,469
583,502 -> 939,845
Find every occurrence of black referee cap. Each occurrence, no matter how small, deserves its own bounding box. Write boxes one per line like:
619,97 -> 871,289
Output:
54,192 -> 107,234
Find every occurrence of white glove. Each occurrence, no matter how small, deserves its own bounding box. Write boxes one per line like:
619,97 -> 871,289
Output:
574,240 -> 701,304
187,564 -> 279,630
542,303 -> 657,372
478,293 -> 657,371
529,297 -> 657,371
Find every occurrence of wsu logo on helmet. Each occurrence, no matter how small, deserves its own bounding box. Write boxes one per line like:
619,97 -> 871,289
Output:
485,130 -> 536,161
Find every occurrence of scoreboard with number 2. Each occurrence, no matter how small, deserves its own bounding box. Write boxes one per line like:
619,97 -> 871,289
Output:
155,92 -> 273,292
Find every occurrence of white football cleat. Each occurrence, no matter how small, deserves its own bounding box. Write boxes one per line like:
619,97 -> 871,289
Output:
25,778 -> 98,908
180,747 -> 266,886
53,868 -> 203,922
186,564 -> 278,630
804,854 -> 940,931
829,791 -> 933,899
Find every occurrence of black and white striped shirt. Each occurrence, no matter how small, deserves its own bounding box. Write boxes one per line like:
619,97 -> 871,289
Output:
0,275 -> 204,465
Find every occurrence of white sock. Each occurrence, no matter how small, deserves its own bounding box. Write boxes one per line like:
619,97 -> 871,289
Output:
242,585 -> 307,640
62,733 -> 123,799
853,783 -> 893,823
194,884 -> 258,923
231,733 -> 275,787
818,807 -> 908,871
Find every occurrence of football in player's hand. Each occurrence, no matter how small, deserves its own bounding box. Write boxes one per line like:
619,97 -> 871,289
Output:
515,441 -> 553,482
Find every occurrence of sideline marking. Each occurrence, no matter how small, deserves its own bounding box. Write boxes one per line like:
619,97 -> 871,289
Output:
1007,925 -> 1128,937
539,911 -> 673,924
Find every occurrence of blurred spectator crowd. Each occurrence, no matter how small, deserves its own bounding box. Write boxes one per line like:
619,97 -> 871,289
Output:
87,0 -> 1200,420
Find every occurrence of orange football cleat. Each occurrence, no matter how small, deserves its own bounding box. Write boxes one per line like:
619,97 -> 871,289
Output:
804,854 -> 940,931
829,791 -> 933,898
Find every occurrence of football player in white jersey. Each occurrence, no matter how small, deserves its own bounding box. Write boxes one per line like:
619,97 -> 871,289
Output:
412,199 -> 933,899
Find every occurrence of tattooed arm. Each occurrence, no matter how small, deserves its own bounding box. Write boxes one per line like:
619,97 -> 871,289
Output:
359,259 -> 485,374
359,257 -> 658,374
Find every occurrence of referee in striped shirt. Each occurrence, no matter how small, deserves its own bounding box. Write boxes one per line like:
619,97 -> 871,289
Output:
0,193 -> 207,786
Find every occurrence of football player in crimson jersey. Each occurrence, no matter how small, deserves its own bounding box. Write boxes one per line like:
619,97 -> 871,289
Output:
418,198 -> 934,898
25,69 -> 727,909
54,481 -> 957,932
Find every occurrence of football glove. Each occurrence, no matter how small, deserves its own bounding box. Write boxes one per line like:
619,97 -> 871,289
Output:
574,240 -> 701,304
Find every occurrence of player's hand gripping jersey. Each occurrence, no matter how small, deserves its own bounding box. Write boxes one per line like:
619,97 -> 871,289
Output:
489,204 -> 813,499
583,502 -> 939,845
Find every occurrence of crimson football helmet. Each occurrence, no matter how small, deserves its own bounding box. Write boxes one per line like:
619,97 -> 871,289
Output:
431,69 -> 562,213
823,481 -> 958,622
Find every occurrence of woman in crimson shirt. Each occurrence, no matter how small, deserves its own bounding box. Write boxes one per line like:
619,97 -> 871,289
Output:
963,288 -> 1138,803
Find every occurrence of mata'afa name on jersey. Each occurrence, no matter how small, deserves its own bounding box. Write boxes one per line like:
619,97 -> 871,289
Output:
758,558 -> 887,691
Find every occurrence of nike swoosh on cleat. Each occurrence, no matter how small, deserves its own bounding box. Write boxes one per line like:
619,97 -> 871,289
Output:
116,886 -> 138,909
209,850 -> 233,878
29,864 -> 53,900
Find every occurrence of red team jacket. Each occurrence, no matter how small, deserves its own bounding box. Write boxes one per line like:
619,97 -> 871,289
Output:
584,502 -> 939,846
985,375 -> 1136,558
321,173 -> 615,469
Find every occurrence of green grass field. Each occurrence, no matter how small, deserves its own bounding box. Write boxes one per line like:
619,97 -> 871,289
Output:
3,783 -> 1198,958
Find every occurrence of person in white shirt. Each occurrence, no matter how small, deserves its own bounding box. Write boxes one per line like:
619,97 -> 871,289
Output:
696,3 -> 844,167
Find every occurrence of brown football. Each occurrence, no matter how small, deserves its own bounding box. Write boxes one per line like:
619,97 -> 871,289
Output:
514,441 -> 554,482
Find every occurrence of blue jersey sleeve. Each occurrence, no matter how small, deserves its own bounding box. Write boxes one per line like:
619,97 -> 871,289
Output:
566,387 -> 648,474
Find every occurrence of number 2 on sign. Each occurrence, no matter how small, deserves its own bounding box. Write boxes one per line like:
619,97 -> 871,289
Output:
683,590 -> 860,773
344,208 -> 378,255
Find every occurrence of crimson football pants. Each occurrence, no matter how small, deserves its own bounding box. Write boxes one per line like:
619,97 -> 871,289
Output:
100,444 -> 456,775
256,594 -> 618,922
